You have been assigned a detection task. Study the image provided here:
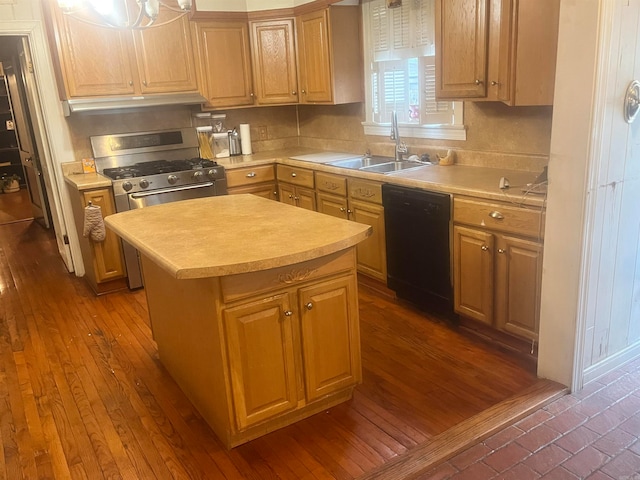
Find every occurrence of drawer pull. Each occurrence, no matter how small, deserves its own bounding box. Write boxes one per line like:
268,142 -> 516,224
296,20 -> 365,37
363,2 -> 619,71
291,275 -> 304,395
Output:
291,172 -> 297,178
305,302 -> 313,310
246,172 -> 257,178
481,245 -> 489,251
498,248 -> 506,254
489,211 -> 505,220
340,207 -> 346,212
284,310 -> 293,317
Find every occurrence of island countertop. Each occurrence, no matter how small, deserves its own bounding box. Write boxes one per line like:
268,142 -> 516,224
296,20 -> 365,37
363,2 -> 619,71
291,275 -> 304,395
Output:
104,194 -> 372,280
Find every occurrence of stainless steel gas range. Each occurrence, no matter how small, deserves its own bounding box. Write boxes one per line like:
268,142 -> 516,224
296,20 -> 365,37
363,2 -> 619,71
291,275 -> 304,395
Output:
91,128 -> 228,289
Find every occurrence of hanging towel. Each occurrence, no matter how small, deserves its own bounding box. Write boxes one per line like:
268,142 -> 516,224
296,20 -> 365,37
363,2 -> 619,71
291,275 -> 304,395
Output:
83,203 -> 106,242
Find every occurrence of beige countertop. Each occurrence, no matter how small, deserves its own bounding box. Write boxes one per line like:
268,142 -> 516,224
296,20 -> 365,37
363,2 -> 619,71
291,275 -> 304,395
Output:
104,194 -> 372,279
64,148 -> 547,206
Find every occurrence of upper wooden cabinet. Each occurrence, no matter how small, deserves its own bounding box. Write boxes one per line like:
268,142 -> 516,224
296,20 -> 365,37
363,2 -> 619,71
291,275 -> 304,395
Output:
46,0 -> 199,98
436,0 -> 560,105
250,18 -> 299,105
192,20 -> 255,108
296,7 -> 363,104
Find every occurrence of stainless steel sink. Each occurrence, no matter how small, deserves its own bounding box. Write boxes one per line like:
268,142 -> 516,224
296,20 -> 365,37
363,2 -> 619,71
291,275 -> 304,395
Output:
360,160 -> 428,173
327,155 -> 393,169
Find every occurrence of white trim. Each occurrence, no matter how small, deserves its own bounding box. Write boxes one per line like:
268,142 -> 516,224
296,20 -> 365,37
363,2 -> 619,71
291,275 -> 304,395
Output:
582,342 -> 640,385
362,122 -> 466,141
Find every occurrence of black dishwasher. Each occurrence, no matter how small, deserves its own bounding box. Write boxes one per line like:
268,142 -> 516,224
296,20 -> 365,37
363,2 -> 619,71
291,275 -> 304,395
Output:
382,184 -> 453,317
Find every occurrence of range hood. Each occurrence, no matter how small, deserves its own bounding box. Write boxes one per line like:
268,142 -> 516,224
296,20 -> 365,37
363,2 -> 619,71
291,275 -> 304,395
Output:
62,92 -> 207,115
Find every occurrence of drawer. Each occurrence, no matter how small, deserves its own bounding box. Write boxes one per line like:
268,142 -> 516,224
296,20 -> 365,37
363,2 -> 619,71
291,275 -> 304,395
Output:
226,164 -> 275,188
453,197 -> 545,238
348,179 -> 383,205
276,165 -> 315,188
316,172 -> 347,196
221,249 -> 356,303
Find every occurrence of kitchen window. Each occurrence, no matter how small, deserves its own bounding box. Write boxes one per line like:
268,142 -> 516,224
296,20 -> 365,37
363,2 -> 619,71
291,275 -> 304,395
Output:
362,0 -> 466,141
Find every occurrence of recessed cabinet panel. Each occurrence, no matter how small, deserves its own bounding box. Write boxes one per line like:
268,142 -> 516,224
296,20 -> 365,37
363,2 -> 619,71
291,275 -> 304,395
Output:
296,9 -> 333,103
299,276 -> 361,401
193,21 -> 254,108
224,294 -> 298,429
250,19 -> 299,104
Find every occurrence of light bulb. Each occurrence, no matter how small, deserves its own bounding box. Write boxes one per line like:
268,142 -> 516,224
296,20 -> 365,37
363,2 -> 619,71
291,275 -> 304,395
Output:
144,0 -> 160,19
177,0 -> 192,11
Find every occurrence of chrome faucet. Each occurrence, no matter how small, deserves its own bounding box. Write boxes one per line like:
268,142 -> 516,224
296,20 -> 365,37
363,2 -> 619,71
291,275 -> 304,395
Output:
391,110 -> 408,161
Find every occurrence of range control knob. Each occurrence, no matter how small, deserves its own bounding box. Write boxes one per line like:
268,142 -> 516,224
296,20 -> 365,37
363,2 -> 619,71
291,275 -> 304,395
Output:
139,178 -> 150,189
207,168 -> 219,178
122,181 -> 133,192
167,174 -> 178,185
192,171 -> 204,180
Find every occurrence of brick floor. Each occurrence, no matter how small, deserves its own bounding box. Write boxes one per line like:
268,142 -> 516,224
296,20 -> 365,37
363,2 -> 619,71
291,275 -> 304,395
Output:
419,356 -> 640,479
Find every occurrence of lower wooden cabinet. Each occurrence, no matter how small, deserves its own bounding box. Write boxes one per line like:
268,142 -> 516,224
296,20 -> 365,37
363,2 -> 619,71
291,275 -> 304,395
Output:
316,172 -> 387,281
453,197 -> 544,341
226,164 -> 278,200
68,186 -> 127,294
224,273 -> 360,430
277,164 -> 316,210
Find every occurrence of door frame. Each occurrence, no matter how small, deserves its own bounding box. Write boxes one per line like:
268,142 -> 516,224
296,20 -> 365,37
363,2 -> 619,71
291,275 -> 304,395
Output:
0,21 -> 80,273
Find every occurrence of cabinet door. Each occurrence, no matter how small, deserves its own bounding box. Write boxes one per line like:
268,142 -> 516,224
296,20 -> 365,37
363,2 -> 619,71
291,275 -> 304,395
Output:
296,186 -> 316,211
453,225 -> 494,324
349,199 -> 387,281
250,19 -> 299,104
132,12 -> 199,93
296,9 -> 333,103
224,293 -> 298,429
278,183 -> 297,207
316,192 -> 348,220
82,189 -> 126,282
496,0 -> 559,105
299,275 -> 361,401
495,235 -> 543,340
49,4 -> 137,97
193,21 -> 254,108
435,0 -> 489,98
228,183 -> 278,201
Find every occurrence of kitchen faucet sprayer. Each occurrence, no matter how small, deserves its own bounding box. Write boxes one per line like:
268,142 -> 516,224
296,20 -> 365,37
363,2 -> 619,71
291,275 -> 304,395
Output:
391,110 -> 408,161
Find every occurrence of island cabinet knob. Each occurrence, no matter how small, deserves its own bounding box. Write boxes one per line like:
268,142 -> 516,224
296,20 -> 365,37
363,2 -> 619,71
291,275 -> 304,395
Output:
284,310 -> 293,317
305,302 -> 313,310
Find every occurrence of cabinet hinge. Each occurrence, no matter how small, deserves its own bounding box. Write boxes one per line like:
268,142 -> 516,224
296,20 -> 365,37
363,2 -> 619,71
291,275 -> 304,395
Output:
63,234 -> 70,245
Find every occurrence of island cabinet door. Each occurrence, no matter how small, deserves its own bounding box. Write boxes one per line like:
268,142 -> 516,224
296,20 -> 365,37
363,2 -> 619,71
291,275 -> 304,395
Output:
298,275 -> 361,402
224,293 -> 299,430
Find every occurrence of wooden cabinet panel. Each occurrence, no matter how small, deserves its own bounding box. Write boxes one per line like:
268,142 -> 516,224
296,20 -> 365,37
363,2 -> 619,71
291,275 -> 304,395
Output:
296,9 -> 333,103
350,199 -> 387,281
276,164 -> 315,188
453,225 -> 494,324
495,235 -> 543,340
250,19 -> 299,105
50,10 -> 137,97
133,13 -> 198,93
436,0 -> 489,98
226,165 -> 275,188
278,183 -> 297,207
193,21 -> 254,108
224,293 -> 298,429
317,192 -> 349,220
228,183 -> 278,200
299,276 -> 361,401
316,171 -> 347,196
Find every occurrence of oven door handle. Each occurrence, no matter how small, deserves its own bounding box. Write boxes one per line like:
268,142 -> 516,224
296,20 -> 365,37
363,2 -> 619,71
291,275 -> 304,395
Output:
129,182 -> 215,199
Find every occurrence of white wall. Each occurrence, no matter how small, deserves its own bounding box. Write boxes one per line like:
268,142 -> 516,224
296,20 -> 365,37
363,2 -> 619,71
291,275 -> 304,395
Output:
539,0 -> 640,389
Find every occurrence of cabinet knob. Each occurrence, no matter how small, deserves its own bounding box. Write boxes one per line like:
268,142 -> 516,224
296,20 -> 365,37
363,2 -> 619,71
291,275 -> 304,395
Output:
475,79 -> 483,85
142,80 -> 147,86
294,196 -> 299,201
340,207 -> 346,212
129,80 -> 133,86
250,92 -> 254,97
489,211 -> 505,220
481,245 -> 489,251
291,172 -> 297,177
284,310 -> 293,317
498,248 -> 506,254
305,302 -> 313,310
246,172 -> 257,178
302,89 -> 306,94
347,209 -> 352,215
491,81 -> 499,86
292,91 -> 297,95
288,194 -> 294,199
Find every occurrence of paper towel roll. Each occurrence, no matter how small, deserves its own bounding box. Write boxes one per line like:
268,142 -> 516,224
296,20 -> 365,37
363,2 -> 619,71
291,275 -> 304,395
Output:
239,123 -> 252,155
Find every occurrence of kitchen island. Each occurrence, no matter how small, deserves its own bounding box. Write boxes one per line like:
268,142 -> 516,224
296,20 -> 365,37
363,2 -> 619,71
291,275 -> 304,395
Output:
104,194 -> 372,448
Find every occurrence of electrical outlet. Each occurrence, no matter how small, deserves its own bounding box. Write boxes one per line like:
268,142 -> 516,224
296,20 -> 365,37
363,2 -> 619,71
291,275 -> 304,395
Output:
258,126 -> 268,140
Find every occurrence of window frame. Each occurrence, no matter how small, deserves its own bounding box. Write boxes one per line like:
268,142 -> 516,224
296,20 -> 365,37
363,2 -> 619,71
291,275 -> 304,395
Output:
361,0 -> 466,141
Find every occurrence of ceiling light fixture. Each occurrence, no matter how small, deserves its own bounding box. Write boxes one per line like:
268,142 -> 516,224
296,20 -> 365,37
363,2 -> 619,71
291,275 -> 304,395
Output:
56,0 -> 192,29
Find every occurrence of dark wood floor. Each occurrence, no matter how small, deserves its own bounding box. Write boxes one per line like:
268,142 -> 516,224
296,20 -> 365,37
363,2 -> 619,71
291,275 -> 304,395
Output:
0,188 -> 33,225
0,219 -> 564,479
